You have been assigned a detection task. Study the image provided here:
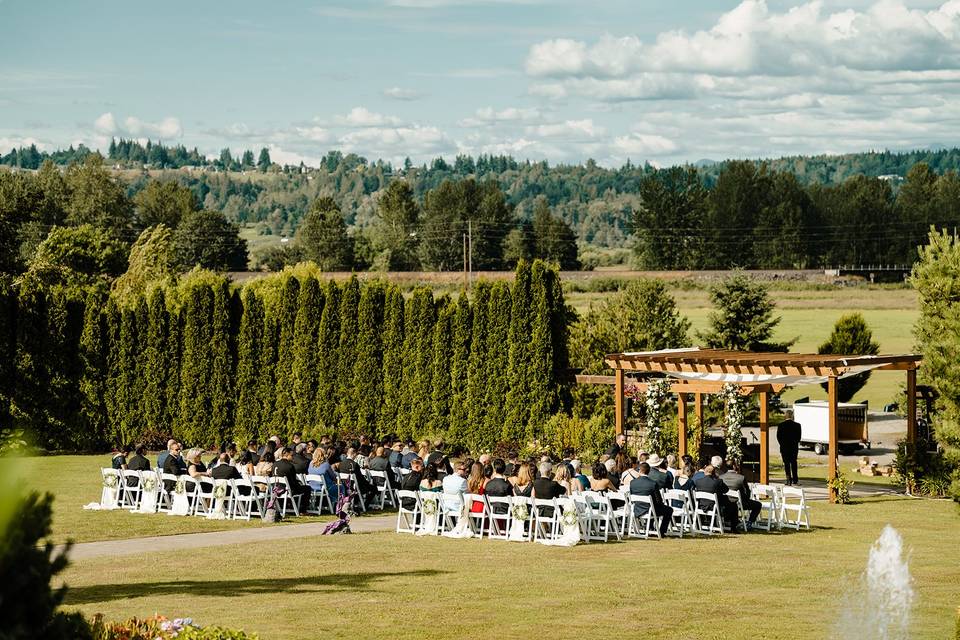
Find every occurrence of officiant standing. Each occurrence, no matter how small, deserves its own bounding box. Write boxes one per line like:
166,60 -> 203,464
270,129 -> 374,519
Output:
777,409 -> 802,485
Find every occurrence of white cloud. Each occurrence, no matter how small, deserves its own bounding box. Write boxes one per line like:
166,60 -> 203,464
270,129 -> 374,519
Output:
458,106 -> 541,127
383,86 -> 423,101
0,135 -> 48,151
338,124 -> 456,161
527,119 -> 604,140
94,112 -> 117,135
93,112 -> 181,138
611,133 -> 678,156
265,144 -> 323,168
294,126 -> 332,143
333,106 -> 402,127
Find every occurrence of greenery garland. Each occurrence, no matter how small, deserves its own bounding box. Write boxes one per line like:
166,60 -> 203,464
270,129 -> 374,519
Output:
511,503 -> 529,521
721,382 -> 745,462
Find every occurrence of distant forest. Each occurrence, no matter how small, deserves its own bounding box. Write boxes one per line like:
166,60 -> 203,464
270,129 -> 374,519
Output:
3,139 -> 960,269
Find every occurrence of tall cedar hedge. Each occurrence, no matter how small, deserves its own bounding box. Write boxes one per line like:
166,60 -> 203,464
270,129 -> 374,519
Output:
5,260 -> 571,451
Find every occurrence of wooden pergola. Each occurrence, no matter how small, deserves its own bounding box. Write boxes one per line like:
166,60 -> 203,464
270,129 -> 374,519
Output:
599,348 -> 922,502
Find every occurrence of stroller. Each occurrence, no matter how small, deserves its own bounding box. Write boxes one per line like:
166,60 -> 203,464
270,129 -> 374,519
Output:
322,477 -> 356,535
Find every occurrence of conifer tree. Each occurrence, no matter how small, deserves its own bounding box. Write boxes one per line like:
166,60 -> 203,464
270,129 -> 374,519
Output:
504,260 -> 533,442
547,264 -> 572,412
336,276 -> 361,432
484,281 -> 511,445
466,282 -> 491,449
430,298 -> 453,436
378,285 -> 405,438
315,280 -> 340,430
79,290 -> 108,448
292,278 -> 324,433
398,295 -> 418,439
177,283 -> 214,445
12,286 -> 48,443
209,281 -> 233,444
353,282 -> 385,433
0,283 -> 16,433
235,288 -> 264,444
116,304 -> 142,445
270,276 -> 300,437
141,287 -> 169,441
44,290 -> 85,449
257,306 -> 278,435
103,297 -> 122,443
447,294 -> 471,444
526,261 -> 556,439
165,302 -> 182,437
408,287 -> 436,439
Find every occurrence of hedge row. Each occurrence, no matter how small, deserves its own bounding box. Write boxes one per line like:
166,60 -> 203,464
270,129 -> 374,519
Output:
0,260 -> 571,451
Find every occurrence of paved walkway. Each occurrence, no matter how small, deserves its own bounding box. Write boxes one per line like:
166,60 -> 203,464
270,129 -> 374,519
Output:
63,513 -> 396,561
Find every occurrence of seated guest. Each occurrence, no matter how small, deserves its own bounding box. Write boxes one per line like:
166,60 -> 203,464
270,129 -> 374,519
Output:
186,448 -> 209,478
442,462 -> 469,511
646,454 -> 671,490
629,462 -> 672,537
720,459 -> 761,530
420,462 -> 443,492
292,443 -> 311,474
478,453 -> 492,467
416,440 -> 432,462
467,462 -> 487,512
127,445 -> 151,472
570,459 -> 589,491
254,451 -> 275,480
426,440 -> 452,474
589,462 -> 618,492
614,452 -> 632,479
400,457 -> 424,510
112,445 -> 132,470
340,447 -> 376,502
603,458 -> 620,488
512,462 -> 535,497
291,432 -> 303,447
157,439 -> 176,470
553,463 -> 580,494
400,443 -> 418,469
674,463 -> 696,491
368,446 -> 395,486
693,463 -> 738,532
274,446 -> 310,511
307,447 -> 339,504
504,451 -> 520,477
532,461 -> 566,499
242,440 -> 260,467
620,457 -> 641,487
162,441 -> 186,491
484,459 -> 513,514
666,454 -> 680,477
388,442 -> 404,469
211,453 -> 242,480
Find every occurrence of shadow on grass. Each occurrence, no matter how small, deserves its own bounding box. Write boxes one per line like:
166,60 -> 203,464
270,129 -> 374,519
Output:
64,568 -> 447,605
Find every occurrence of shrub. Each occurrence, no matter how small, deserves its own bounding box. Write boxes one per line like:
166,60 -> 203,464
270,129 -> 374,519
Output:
90,615 -> 258,640
893,439 -> 953,497
541,412 -> 612,461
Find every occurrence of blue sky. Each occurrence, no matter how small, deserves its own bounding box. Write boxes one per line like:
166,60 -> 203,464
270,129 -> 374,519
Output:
2,0 -> 960,167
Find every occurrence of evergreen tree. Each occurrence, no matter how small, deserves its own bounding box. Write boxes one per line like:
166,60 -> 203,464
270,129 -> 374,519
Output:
466,282 -> 490,449
165,302 -> 182,437
407,287 -> 436,439
176,283 -> 214,445
484,281 -> 511,446
257,305 -> 278,437
378,285 -> 406,438
115,304 -> 142,446
257,147 -> 272,172
504,261 -> 533,442
315,280 -> 340,430
698,274 -> 794,352
336,276 -> 361,431
0,283 -> 14,433
44,290 -> 85,449
270,276 -> 300,437
209,281 -> 233,443
103,298 -> 122,443
526,261 -> 555,439
235,288 -> 265,444
141,288 -> 170,442
430,299 -> 453,436
818,313 -> 880,402
447,294 -> 471,444
353,282 -> 385,433
292,278 -> 324,433
298,197 -> 354,271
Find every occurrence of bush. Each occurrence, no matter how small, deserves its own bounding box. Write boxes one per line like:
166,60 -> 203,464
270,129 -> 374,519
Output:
892,439 -> 953,497
91,615 -> 258,640
541,412 -> 612,461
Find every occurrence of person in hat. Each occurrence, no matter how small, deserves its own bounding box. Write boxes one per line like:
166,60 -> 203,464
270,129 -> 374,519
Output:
777,408 -> 802,485
646,453 -> 671,490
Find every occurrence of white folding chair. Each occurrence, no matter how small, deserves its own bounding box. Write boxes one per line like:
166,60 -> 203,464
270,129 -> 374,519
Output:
750,484 -> 781,531
136,470 -> 161,514
485,495 -> 512,540
532,498 -> 559,542
193,477 -> 215,516
509,496 -> 535,541
249,475 -> 272,515
99,467 -> 123,508
273,476 -> 301,517
662,489 -> 694,537
726,490 -> 749,531
418,492 -> 443,535
557,496 -> 587,542
780,486 -> 811,530
395,489 -> 420,534
304,475 -> 335,515
119,469 -> 143,510
693,491 -> 725,535
463,493 -> 490,537
607,491 -> 629,540
156,473 -> 179,513
367,470 -> 396,509
339,473 -> 366,513
439,490 -> 465,533
627,495 -> 662,539
231,477 -> 261,520
581,491 -> 613,542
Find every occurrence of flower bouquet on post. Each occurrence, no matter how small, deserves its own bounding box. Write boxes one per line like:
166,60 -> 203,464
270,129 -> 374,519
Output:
136,473 -> 159,513
508,501 -> 530,541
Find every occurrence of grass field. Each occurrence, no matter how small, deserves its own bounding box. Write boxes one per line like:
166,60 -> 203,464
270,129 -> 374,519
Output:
13,455 -> 959,638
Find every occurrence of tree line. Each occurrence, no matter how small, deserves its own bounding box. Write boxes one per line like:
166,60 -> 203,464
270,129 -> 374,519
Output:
0,260 -> 570,453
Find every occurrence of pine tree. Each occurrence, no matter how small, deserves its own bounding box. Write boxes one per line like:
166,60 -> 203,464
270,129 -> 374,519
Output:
336,276 -> 361,432
141,287 -> 169,441
526,261 -> 556,439
466,282 -> 491,449
408,287 -> 436,439
504,260 -> 533,442
430,298 -> 453,436
209,281 -> 233,444
177,283 -> 214,446
292,278 -> 324,433
79,290 -> 108,448
0,282 -> 16,433
45,289 -> 85,449
270,276 -> 300,438
257,306 -> 278,436
547,263 -> 572,413
818,313 -> 880,402
116,303 -> 142,446
698,274 -> 793,351
447,294 -> 471,444
13,286 -> 48,445
235,288 -> 265,445
165,302 -> 182,437
378,285 -> 406,438
103,298 -> 122,444
353,282 -> 385,433
315,280 -> 340,430
484,281 -> 511,446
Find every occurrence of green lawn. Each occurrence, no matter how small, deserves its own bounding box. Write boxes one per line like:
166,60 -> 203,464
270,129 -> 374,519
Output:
54,497 -> 960,639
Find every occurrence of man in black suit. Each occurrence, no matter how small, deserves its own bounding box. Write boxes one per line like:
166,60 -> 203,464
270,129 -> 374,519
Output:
720,459 -> 761,529
426,440 -> 452,475
368,446 -> 395,488
211,453 -> 242,480
693,464 -> 738,532
128,445 -> 151,472
777,409 -> 802,485
162,441 -> 186,491
504,452 -> 519,477
606,433 -> 627,458
274,446 -> 310,512
243,440 -> 260,467
400,456 -> 424,510
291,443 -> 311,474
340,447 -> 376,503
629,462 -> 672,536
157,438 -> 176,470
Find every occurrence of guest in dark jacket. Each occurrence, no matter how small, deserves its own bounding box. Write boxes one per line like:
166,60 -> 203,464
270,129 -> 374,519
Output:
291,443 -> 311,474
720,459 -> 761,528
484,458 -> 514,515
693,464 -> 738,531
400,457 -> 424,510
777,409 -> 802,485
274,447 -> 310,511
645,454 -> 671,490
629,462 -> 672,536
388,442 -> 404,469
127,445 -> 151,472
368,446 -> 396,487
162,441 -> 187,491
211,453 -> 242,480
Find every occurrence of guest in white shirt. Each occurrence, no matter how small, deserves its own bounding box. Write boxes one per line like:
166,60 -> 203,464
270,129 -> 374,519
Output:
442,462 -> 468,512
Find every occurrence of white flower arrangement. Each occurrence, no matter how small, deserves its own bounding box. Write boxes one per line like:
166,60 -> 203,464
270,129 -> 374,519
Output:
141,475 -> 157,492
102,474 -> 118,489
174,477 -> 187,495
721,382 -> 745,462
213,480 -> 228,500
643,378 -> 672,454
560,507 -> 578,527
511,503 -> 529,522
421,498 -> 438,515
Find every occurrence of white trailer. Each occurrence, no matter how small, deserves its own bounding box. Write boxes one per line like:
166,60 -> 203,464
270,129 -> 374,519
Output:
793,401 -> 869,455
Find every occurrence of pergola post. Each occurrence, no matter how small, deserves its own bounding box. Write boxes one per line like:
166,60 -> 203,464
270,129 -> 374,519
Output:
614,368 -> 624,436
759,390 -> 769,484
677,392 -> 688,458
906,367 -> 917,444
828,375 -> 839,503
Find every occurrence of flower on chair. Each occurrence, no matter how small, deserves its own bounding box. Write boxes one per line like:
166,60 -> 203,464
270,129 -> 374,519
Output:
102,474 -> 118,489
511,503 -> 529,522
